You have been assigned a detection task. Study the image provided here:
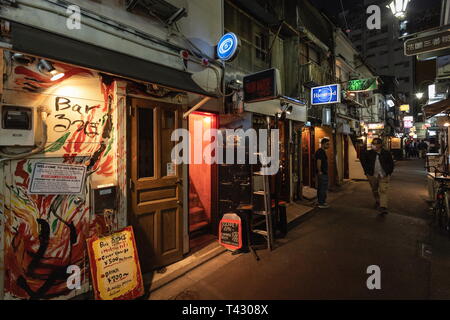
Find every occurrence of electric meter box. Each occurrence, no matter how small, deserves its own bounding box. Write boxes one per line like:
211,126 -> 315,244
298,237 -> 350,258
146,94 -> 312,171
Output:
91,184 -> 118,215
0,104 -> 36,146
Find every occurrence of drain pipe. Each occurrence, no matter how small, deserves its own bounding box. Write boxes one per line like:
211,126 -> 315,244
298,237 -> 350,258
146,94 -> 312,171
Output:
183,97 -> 211,119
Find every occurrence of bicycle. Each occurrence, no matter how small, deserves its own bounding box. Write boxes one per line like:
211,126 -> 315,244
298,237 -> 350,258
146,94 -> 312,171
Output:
427,165 -> 450,233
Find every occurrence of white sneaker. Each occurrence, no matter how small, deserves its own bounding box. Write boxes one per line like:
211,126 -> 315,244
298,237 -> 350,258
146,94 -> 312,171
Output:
318,203 -> 330,209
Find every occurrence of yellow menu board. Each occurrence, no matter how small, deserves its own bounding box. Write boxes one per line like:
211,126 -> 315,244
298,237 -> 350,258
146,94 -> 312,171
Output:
391,138 -> 401,149
87,226 -> 144,300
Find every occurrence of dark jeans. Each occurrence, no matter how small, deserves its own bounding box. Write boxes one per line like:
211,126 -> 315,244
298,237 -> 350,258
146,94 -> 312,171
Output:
317,174 -> 328,205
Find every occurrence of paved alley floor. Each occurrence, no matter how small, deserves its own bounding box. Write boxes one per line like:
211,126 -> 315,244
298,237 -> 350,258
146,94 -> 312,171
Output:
149,159 -> 450,300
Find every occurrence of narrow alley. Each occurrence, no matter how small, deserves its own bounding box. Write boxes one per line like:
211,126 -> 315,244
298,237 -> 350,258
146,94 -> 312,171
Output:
150,159 -> 450,300
1,0 -> 450,305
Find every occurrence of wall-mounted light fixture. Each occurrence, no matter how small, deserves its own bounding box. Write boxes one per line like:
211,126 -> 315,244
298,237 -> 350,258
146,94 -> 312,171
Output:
12,53 -> 35,65
285,105 -> 293,115
38,59 -> 65,81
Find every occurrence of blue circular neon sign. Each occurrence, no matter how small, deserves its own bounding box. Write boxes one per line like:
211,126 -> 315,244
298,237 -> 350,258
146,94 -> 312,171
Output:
217,32 -> 240,61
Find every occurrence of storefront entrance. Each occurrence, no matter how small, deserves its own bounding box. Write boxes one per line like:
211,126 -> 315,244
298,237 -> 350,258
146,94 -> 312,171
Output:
292,123 -> 303,201
301,127 -> 315,188
344,135 -> 350,179
188,112 -> 218,252
129,98 -> 183,272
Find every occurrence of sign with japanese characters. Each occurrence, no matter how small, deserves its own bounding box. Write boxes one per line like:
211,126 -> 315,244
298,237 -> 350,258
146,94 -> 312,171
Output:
404,30 -> 450,56
368,123 -> 384,130
219,213 -> 242,251
243,68 -> 280,103
87,226 -> 144,300
400,104 -> 410,112
28,162 -> 86,194
404,116 -> 414,129
391,138 -> 401,149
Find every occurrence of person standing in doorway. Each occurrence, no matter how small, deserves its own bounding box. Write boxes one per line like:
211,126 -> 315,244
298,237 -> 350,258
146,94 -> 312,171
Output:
315,138 -> 331,209
360,138 -> 395,215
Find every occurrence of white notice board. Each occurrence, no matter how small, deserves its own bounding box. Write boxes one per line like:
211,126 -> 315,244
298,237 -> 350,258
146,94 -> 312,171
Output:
28,162 -> 87,195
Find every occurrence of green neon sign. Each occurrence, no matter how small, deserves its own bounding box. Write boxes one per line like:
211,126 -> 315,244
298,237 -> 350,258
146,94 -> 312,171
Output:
347,78 -> 378,92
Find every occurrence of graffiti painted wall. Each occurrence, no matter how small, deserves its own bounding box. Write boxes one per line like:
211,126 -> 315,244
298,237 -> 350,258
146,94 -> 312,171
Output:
0,169 -> 4,300
0,53 -> 122,300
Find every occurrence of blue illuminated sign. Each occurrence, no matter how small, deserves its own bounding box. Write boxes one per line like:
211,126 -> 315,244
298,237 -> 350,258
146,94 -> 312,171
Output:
217,32 -> 240,61
311,84 -> 341,105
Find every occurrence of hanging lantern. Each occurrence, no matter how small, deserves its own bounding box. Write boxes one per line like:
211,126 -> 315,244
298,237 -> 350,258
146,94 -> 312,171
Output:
387,0 -> 411,19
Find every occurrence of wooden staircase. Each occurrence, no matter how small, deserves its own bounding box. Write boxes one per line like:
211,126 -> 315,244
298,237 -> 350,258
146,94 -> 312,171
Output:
189,184 -> 209,234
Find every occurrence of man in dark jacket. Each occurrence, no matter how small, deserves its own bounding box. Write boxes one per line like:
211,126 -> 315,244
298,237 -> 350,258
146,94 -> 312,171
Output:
315,138 -> 331,208
360,138 -> 395,214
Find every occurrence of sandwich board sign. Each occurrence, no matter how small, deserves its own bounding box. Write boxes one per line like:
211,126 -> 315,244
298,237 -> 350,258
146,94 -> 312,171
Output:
86,226 -> 144,300
219,213 -> 242,251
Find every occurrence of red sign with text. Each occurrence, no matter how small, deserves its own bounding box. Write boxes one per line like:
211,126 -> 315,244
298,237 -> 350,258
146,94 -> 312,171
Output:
219,213 -> 242,251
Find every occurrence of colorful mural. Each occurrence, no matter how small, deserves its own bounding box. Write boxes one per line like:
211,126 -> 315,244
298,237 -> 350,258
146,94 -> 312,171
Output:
0,55 -> 119,299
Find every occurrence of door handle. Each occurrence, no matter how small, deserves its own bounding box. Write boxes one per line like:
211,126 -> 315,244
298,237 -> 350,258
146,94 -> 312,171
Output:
176,179 -> 182,185
177,200 -> 183,205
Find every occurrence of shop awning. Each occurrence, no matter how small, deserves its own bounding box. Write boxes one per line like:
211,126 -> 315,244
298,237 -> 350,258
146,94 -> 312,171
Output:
9,22 -> 215,97
244,96 -> 307,122
424,98 -> 450,118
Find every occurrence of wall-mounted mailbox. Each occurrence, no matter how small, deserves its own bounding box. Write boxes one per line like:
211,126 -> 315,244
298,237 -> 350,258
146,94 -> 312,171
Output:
92,184 -> 118,215
0,104 -> 36,146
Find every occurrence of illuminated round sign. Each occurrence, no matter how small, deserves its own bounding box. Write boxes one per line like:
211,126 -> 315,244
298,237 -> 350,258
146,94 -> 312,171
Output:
216,32 -> 240,61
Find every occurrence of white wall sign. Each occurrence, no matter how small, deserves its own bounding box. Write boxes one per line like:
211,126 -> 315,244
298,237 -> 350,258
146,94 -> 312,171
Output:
167,163 -> 176,176
29,162 -> 87,194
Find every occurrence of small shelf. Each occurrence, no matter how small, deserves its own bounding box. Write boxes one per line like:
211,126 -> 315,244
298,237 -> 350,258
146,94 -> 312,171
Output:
252,229 -> 268,237
252,210 -> 270,216
253,191 -> 266,195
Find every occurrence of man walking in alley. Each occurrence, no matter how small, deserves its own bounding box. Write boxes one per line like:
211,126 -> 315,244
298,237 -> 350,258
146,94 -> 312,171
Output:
360,138 -> 395,215
315,138 -> 330,209
418,140 -> 428,159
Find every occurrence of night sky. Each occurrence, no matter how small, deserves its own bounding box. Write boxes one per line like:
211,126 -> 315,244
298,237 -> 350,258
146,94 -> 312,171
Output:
310,0 -> 442,26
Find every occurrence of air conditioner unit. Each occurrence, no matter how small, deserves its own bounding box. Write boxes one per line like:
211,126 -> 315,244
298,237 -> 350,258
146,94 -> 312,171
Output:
0,104 -> 36,146
365,97 -> 375,106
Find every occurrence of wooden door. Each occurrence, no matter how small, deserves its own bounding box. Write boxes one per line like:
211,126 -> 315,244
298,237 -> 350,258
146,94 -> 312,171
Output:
344,135 -> 349,179
301,127 -> 315,187
129,98 -> 183,272
292,124 -> 302,201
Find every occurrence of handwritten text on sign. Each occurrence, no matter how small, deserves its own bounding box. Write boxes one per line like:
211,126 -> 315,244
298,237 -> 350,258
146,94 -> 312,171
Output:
219,213 -> 242,251
87,226 -> 144,300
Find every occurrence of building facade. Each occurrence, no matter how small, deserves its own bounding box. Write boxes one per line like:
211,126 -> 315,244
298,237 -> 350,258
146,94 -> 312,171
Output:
0,0 -> 223,300
341,0 -> 415,109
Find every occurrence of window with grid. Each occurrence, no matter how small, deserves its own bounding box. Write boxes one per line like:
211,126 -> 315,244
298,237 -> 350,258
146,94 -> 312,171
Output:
308,47 -> 319,64
255,32 -> 268,62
